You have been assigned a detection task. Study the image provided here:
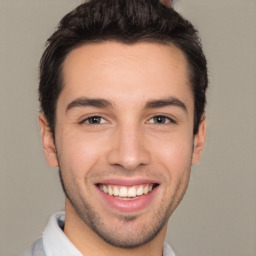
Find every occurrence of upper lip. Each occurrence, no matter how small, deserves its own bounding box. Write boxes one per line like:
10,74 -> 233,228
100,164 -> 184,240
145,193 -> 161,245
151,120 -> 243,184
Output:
96,178 -> 159,186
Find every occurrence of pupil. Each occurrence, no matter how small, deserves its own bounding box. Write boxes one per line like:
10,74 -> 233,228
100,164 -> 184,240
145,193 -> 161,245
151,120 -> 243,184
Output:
90,116 -> 100,124
155,116 -> 165,124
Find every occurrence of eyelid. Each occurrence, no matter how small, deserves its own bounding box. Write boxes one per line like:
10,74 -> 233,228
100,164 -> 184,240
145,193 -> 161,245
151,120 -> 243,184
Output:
147,114 -> 177,125
77,113 -> 177,126
79,114 -> 109,125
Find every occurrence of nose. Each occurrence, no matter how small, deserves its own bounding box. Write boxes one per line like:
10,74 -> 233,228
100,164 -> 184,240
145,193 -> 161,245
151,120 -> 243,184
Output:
106,124 -> 151,171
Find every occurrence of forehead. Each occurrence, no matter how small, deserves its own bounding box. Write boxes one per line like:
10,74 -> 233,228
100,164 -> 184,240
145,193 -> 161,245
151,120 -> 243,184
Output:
60,41 -> 193,109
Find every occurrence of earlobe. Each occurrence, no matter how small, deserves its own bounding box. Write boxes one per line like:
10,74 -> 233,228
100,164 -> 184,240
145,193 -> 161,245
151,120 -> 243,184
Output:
192,116 -> 207,165
38,113 -> 59,168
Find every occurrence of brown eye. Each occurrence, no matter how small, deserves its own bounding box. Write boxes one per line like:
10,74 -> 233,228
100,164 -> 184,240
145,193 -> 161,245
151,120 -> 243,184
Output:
148,115 -> 175,125
153,116 -> 168,124
85,116 -> 106,124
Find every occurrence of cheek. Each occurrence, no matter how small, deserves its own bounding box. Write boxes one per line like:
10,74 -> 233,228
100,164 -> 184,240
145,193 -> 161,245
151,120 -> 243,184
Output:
152,135 -> 193,214
154,136 -> 193,180
56,131 -> 106,180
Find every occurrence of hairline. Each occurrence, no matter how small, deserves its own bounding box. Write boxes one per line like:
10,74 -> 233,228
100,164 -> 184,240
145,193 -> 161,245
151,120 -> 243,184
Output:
50,39 -> 195,135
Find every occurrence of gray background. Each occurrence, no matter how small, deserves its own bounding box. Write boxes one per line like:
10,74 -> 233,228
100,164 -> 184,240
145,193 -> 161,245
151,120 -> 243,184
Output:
1,0 -> 255,255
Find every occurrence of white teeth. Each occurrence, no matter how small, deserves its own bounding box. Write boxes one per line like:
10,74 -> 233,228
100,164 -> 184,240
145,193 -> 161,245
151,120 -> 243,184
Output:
137,186 -> 144,196
143,186 -> 149,194
102,186 -> 107,193
99,184 -> 155,198
113,186 -> 119,196
108,185 -> 113,196
128,186 -> 136,197
119,187 -> 128,197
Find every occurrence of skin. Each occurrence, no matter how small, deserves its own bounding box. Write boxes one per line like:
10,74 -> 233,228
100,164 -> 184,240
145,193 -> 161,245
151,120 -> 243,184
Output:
39,41 -> 206,256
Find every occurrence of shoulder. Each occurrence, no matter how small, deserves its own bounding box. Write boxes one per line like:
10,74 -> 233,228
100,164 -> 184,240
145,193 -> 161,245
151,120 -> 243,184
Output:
22,237 -> 46,256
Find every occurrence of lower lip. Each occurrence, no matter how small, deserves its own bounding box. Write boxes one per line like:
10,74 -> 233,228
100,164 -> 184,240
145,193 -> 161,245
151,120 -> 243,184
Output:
96,186 -> 159,213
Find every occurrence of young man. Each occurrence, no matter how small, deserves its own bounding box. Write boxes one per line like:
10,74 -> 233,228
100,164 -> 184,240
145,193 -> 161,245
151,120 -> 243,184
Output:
24,0 -> 208,255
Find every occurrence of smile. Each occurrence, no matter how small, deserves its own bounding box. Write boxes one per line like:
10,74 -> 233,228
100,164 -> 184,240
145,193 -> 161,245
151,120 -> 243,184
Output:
96,182 -> 159,212
98,184 -> 157,199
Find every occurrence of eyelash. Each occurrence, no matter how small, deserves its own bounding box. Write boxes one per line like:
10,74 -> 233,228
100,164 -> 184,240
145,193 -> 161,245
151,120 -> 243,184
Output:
80,115 -> 107,125
80,115 -> 176,126
147,115 -> 176,125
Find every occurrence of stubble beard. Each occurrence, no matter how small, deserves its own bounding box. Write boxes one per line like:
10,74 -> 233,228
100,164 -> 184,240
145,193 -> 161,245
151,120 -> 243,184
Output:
58,166 -> 191,249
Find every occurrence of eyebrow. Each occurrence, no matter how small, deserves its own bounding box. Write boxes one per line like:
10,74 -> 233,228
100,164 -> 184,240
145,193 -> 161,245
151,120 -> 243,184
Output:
66,96 -> 187,113
145,97 -> 188,113
66,97 -> 113,112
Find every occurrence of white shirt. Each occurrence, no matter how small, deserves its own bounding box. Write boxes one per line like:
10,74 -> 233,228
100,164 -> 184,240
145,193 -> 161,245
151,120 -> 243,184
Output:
43,211 -> 176,256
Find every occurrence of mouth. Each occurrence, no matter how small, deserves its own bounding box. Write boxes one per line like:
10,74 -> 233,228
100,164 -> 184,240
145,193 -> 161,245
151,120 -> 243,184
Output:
97,183 -> 159,200
95,179 -> 160,212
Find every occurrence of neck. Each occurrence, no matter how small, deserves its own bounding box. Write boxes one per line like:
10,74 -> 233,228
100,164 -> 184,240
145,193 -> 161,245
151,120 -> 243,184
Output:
64,198 -> 167,256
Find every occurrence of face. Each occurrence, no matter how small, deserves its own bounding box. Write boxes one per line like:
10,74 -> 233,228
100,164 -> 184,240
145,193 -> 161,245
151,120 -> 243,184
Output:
40,41 -> 206,248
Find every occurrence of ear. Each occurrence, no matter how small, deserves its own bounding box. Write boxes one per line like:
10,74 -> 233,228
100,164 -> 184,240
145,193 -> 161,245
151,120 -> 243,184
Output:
192,116 -> 207,165
38,113 -> 59,168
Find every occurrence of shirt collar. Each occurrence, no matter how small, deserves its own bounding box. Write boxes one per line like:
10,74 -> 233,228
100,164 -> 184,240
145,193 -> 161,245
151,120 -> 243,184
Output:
43,211 -> 175,256
43,211 -> 82,256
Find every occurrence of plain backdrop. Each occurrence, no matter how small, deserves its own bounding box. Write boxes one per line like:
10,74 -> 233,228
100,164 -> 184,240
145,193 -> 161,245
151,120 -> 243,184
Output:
1,0 -> 255,255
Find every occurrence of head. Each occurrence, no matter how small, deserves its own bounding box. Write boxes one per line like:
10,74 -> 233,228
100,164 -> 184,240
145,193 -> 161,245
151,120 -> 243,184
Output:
39,0 -> 208,251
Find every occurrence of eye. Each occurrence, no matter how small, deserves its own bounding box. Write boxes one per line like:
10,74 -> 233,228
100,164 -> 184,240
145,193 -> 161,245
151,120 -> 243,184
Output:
82,116 -> 107,125
148,115 -> 175,125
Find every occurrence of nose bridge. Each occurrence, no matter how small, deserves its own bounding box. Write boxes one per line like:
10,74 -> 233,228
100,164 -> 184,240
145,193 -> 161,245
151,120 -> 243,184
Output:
107,121 -> 150,170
